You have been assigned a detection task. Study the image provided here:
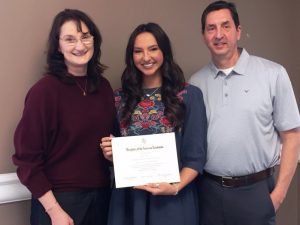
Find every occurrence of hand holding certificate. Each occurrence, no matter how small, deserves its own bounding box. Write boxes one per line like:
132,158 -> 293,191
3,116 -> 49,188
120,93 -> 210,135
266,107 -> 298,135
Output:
111,132 -> 180,188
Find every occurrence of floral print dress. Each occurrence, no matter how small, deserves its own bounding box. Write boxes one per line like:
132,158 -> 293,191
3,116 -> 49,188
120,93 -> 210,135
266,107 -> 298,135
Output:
108,84 -> 207,225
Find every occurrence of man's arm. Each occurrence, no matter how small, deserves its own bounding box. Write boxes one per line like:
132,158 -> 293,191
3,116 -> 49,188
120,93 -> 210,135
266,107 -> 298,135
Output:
270,127 -> 300,211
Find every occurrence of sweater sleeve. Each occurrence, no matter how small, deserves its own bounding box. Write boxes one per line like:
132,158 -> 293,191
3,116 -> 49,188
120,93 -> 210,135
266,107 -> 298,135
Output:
12,77 -> 58,198
179,85 -> 207,174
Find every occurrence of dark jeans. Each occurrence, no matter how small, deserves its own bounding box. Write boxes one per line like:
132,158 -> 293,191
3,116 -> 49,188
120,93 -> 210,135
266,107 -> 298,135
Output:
198,175 -> 276,225
31,187 -> 111,225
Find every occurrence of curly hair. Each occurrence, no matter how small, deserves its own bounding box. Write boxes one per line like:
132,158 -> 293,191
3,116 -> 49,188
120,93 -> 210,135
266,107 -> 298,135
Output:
121,22 -> 186,130
46,9 -> 107,93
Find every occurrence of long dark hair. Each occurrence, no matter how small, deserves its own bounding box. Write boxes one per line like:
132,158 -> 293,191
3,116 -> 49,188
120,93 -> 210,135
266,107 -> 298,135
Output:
201,1 -> 240,33
121,22 -> 185,130
46,9 -> 107,93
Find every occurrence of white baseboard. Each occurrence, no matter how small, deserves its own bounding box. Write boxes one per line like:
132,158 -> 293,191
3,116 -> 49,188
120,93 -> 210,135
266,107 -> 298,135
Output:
0,173 -> 31,204
1,163 -> 298,204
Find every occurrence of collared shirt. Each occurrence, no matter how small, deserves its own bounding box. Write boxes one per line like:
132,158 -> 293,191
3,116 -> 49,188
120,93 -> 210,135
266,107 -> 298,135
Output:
189,48 -> 300,176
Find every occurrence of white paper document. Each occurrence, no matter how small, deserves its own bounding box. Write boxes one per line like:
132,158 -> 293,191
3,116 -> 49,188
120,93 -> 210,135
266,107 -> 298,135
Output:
111,132 -> 180,188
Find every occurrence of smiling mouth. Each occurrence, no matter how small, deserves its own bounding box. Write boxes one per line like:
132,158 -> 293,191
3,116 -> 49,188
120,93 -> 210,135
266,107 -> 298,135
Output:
72,50 -> 88,56
214,42 -> 226,47
141,62 -> 155,68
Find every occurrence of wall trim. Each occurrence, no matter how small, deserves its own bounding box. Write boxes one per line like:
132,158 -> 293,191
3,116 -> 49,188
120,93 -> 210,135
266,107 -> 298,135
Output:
0,173 -> 31,204
1,163 -> 299,204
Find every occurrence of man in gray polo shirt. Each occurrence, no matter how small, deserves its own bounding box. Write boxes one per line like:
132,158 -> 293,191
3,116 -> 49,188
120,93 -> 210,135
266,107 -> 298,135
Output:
189,1 -> 300,225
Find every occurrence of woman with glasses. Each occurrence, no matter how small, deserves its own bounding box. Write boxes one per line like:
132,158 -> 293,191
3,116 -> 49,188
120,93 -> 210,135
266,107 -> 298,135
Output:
101,23 -> 207,225
13,9 -> 115,225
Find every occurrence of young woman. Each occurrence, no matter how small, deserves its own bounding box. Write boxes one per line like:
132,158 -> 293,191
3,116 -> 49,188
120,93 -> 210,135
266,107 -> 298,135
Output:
13,9 -> 115,225
101,23 -> 207,225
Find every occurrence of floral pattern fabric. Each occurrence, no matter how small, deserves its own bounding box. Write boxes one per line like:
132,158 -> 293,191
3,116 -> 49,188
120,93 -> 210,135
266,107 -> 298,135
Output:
114,88 -> 187,136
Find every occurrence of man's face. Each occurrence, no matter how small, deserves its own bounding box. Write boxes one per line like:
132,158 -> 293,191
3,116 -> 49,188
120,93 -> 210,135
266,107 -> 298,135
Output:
202,9 -> 241,65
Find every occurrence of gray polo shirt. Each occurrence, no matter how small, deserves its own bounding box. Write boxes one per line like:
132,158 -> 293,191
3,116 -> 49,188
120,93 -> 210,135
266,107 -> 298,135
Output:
189,48 -> 300,176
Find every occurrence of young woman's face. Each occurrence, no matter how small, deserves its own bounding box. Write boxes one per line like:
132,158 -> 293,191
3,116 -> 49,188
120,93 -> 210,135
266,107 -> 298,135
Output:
133,32 -> 164,80
59,20 -> 94,76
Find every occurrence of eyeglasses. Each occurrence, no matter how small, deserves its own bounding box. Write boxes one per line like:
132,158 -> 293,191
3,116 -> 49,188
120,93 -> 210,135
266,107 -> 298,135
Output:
60,33 -> 94,46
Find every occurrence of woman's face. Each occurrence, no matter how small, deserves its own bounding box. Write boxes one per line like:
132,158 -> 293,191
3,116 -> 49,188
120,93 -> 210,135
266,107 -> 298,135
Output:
133,32 -> 164,80
59,20 -> 94,76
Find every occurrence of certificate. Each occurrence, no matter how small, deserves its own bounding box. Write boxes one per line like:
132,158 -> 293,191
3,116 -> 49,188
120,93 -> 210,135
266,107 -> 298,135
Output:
111,132 -> 180,188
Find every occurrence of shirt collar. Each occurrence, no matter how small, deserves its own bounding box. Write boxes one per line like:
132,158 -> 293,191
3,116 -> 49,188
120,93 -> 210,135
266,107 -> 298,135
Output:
209,48 -> 250,79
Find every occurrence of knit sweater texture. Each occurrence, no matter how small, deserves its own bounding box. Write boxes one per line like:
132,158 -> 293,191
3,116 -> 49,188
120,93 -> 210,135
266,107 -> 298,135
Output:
13,75 -> 116,198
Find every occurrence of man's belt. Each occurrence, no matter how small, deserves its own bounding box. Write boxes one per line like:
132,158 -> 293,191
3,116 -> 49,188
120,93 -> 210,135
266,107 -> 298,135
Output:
203,167 -> 275,188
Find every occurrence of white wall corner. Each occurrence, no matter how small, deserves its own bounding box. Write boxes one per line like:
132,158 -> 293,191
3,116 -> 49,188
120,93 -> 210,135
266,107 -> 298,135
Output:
0,173 -> 31,204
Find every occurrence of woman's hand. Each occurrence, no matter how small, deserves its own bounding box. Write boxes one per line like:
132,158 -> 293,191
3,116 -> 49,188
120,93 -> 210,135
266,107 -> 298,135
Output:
39,191 -> 73,225
134,167 -> 198,196
100,135 -> 114,161
47,203 -> 74,225
134,182 -> 178,196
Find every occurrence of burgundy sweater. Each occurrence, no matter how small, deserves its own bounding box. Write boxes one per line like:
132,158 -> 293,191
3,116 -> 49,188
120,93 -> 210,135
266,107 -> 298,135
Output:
13,75 -> 116,198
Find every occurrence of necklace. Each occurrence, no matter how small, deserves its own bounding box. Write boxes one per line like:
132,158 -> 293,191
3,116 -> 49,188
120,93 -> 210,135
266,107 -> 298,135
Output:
144,87 -> 160,97
74,78 -> 88,96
